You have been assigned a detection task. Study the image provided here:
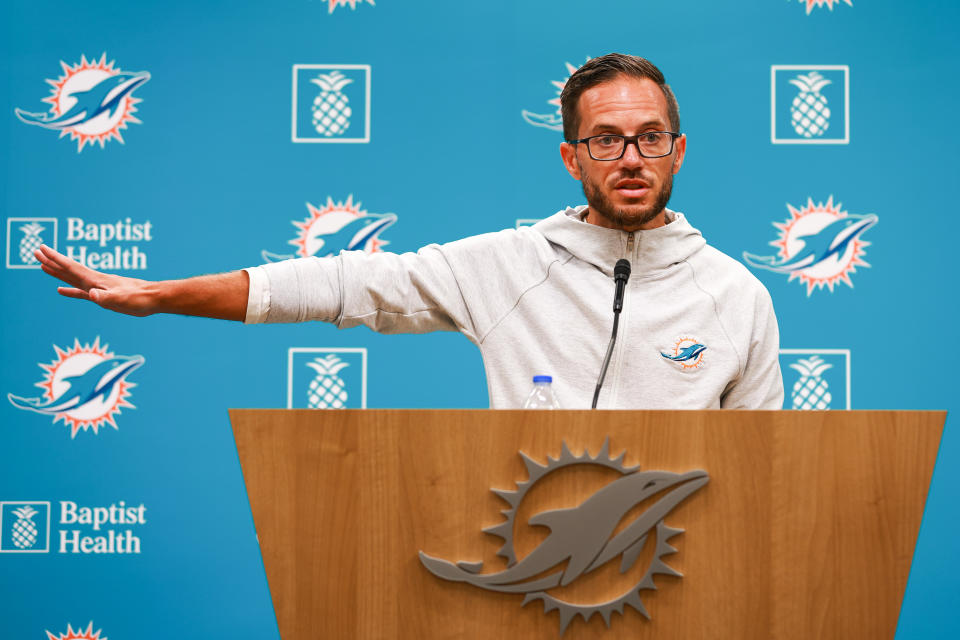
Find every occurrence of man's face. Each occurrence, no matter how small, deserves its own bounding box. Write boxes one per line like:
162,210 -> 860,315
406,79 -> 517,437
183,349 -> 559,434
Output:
560,75 -> 686,231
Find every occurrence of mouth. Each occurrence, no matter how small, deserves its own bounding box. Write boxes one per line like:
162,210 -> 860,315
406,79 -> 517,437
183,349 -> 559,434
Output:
614,179 -> 651,198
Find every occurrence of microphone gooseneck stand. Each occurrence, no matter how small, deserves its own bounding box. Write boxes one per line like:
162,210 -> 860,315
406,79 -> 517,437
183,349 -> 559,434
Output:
591,259 -> 632,409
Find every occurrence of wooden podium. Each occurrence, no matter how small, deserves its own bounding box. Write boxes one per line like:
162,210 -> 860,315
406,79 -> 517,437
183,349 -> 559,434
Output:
230,410 -> 944,639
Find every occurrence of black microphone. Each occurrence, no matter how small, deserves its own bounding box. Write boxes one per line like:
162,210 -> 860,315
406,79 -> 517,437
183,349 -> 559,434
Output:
592,259 -> 632,409
613,258 -> 631,313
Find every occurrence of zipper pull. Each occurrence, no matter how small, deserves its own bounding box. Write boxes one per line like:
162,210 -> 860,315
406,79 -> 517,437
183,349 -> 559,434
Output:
625,231 -> 635,258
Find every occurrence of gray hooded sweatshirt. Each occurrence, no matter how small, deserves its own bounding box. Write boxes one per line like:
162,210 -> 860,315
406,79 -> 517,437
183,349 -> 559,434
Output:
245,207 -> 783,409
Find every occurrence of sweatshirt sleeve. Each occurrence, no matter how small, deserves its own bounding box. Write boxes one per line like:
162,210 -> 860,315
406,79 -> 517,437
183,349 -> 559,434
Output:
242,244 -> 479,342
720,286 -> 784,409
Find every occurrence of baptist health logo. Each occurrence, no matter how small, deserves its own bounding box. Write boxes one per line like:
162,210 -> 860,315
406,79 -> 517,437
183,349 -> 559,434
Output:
1,500 -> 146,554
7,216 -> 154,270
7,338 -> 144,437
743,196 -> 877,295
288,348 -> 367,409
292,64 -> 370,143
15,53 -> 149,152
261,195 -> 396,262
780,349 -> 850,410
771,65 -> 849,144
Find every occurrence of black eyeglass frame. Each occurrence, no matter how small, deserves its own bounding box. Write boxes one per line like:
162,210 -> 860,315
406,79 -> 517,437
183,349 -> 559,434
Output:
567,131 -> 682,161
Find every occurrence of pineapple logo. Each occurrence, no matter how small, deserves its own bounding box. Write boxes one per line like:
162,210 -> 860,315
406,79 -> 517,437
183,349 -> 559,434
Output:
7,338 -> 144,437
288,348 -> 367,409
522,59 -> 590,131
789,356 -> 833,410
771,65 -> 848,144
11,506 -> 40,549
15,53 -> 149,152
743,196 -> 877,296
44,622 -> 107,640
779,350 -> 850,410
789,72 -> 832,138
797,0 -> 852,15
306,355 -> 350,409
6,217 -> 58,269
18,223 -> 45,264
0,501 -> 50,552
310,71 -> 353,137
293,64 -> 370,143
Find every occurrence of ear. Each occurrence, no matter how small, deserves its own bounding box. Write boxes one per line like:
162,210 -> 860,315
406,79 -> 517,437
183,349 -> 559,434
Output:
672,134 -> 687,175
560,141 -> 582,181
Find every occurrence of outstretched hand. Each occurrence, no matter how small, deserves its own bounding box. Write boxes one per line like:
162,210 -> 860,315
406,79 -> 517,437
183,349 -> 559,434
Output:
35,245 -> 159,317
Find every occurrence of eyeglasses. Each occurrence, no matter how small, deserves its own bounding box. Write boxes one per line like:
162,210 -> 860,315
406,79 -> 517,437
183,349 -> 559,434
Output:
567,132 -> 681,161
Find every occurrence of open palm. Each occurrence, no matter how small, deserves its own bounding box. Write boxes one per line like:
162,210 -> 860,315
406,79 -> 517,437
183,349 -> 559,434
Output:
35,245 -> 157,316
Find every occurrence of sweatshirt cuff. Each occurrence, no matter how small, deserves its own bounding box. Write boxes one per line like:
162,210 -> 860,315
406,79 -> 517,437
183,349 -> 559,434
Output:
243,266 -> 270,324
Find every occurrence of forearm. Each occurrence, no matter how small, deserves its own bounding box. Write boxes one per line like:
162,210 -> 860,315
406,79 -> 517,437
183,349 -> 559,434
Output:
153,271 -> 249,321
246,250 -> 473,335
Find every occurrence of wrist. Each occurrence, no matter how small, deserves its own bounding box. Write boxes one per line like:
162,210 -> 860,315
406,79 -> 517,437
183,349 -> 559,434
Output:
148,279 -> 175,315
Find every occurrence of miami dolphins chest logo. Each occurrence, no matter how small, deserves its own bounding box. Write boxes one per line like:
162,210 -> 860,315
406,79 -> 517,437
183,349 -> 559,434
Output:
660,336 -> 707,370
743,196 -> 877,295
419,440 -> 709,634
261,195 -> 396,262
7,338 -> 144,437
15,54 -> 150,152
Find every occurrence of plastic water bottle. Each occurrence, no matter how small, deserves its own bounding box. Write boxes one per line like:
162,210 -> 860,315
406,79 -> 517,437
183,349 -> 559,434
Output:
523,375 -> 561,409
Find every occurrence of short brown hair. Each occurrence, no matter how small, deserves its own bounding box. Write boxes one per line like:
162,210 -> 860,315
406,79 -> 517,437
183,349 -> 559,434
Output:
560,53 -> 680,141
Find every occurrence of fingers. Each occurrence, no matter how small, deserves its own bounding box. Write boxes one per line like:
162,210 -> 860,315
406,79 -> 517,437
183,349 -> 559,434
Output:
57,287 -> 92,301
40,261 -> 87,290
36,245 -> 96,289
36,244 -> 75,269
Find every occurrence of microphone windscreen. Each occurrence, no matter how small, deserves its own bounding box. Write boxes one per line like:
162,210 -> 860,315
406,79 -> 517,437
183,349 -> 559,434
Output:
614,258 -> 631,281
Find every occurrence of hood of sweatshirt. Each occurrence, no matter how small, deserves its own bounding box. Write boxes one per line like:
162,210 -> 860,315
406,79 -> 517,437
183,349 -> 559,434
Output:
534,205 -> 708,278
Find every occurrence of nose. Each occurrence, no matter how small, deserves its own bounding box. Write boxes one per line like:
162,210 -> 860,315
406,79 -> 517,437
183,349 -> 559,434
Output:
619,138 -> 646,167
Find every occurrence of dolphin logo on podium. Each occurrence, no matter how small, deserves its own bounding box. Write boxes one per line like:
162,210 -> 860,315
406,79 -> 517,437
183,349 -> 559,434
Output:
419,440 -> 709,634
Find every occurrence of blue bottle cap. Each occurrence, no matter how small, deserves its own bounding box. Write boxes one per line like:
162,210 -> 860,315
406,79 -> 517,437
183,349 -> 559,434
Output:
533,375 -> 553,383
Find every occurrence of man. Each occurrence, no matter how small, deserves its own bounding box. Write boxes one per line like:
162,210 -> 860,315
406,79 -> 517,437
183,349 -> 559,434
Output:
35,53 -> 783,409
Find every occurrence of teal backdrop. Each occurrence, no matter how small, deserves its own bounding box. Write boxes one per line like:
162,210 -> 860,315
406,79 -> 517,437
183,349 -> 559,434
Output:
1,0 -> 957,637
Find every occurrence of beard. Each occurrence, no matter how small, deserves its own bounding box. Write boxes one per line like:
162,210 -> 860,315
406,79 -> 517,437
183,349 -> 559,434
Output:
580,166 -> 674,229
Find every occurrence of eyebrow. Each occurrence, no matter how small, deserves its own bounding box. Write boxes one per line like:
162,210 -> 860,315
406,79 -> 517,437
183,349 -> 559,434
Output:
589,120 -> 666,134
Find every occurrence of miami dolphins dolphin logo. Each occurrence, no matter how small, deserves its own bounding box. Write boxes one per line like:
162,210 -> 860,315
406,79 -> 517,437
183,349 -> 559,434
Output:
261,195 -> 397,262
419,440 -> 709,634
660,337 -> 707,370
661,343 -> 706,362
799,0 -> 853,15
15,54 -> 150,152
44,622 -> 106,640
743,196 -> 877,295
521,59 -> 588,131
8,338 -> 144,437
325,0 -> 375,12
